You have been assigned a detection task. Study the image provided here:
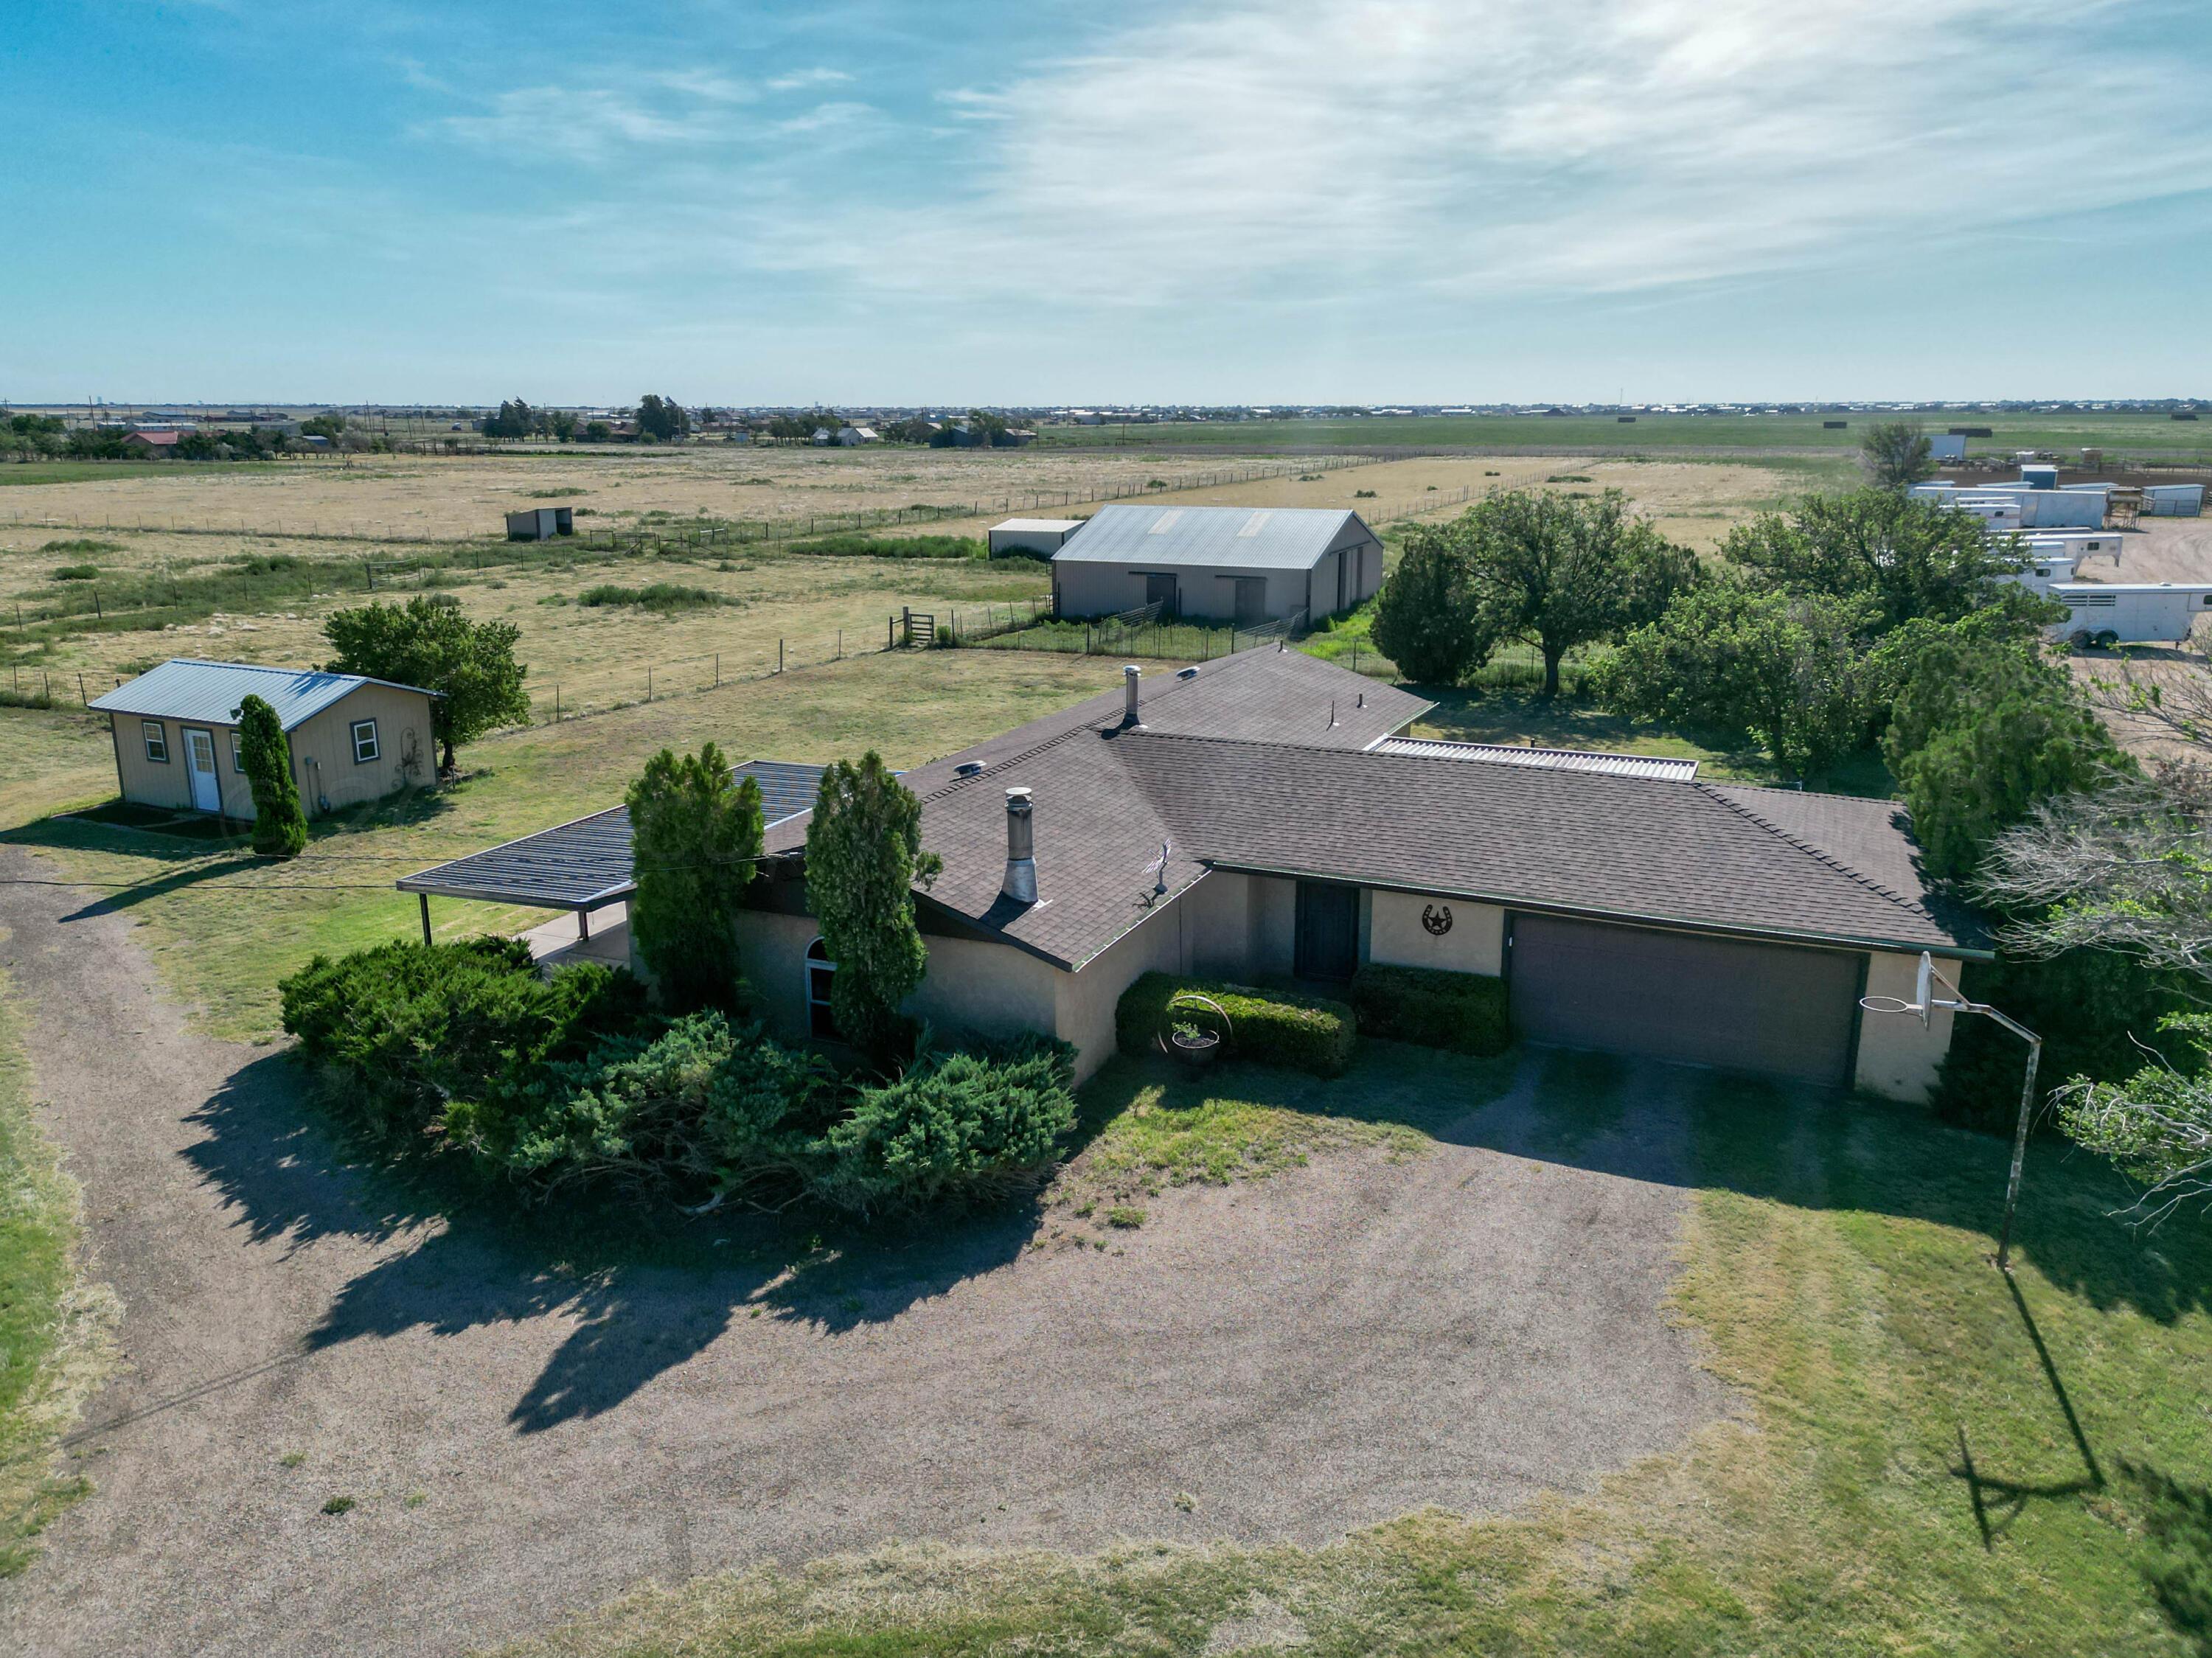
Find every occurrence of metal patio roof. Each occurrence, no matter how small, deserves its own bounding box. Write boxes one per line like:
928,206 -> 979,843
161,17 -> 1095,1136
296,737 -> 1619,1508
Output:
88,658 -> 437,731
397,760 -> 827,912
1371,736 -> 1700,782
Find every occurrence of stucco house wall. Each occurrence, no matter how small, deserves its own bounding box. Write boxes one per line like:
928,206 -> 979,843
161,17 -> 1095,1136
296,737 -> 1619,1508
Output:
1853,949 -> 1961,1103
1367,891 -> 1506,975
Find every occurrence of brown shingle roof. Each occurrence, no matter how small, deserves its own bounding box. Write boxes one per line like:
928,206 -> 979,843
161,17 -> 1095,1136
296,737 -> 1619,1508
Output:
768,650 -> 1984,969
1122,736 -> 1983,959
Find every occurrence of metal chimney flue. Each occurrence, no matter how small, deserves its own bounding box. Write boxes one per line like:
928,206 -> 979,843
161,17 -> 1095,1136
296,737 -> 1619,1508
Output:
1122,663 -> 1142,727
1001,787 -> 1037,905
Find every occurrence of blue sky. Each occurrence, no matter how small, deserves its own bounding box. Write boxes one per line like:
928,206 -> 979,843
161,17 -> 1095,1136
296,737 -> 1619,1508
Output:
4,0 -> 2208,405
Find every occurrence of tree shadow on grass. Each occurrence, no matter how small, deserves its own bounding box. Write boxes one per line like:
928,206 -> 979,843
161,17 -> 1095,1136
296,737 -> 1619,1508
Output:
175,1050 -> 1044,1437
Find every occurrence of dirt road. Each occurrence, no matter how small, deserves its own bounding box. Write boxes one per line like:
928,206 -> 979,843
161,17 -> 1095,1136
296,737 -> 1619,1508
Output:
0,846 -> 1722,1657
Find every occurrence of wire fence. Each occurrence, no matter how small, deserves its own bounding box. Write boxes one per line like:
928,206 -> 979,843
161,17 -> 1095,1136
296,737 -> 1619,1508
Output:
0,453 -> 1380,548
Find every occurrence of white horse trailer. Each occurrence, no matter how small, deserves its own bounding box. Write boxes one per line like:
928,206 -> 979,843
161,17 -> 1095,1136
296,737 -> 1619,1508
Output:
2047,582 -> 2212,647
2022,530 -> 2123,557
2008,553 -> 2080,593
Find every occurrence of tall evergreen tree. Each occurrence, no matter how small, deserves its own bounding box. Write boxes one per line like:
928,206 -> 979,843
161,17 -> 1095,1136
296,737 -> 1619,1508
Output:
804,753 -> 943,1065
237,693 -> 307,856
625,742 -> 765,1014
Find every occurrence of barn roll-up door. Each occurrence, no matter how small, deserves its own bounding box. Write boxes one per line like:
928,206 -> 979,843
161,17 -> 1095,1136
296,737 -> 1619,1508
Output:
1509,913 -> 1862,1086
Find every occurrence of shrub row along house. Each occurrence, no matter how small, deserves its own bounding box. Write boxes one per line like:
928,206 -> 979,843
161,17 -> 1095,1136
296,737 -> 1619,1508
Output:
1045,504 -> 1386,626
88,658 -> 439,819
404,649 -> 1983,1097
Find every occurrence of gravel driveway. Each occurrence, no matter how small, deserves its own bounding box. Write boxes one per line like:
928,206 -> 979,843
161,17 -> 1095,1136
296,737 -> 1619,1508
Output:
0,846 -> 1724,1657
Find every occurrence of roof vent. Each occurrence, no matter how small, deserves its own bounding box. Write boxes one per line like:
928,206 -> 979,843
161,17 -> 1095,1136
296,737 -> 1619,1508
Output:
1122,663 -> 1143,728
1176,665 -> 1200,680
1001,787 -> 1037,906
954,762 -> 984,777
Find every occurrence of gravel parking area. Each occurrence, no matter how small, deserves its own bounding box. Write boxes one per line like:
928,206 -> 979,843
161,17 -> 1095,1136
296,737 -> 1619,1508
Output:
0,846 -> 1724,1658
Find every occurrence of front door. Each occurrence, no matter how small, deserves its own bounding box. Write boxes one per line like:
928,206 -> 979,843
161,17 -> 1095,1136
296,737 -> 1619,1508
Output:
1144,572 -> 1178,617
183,727 -> 221,812
1294,881 -> 1359,980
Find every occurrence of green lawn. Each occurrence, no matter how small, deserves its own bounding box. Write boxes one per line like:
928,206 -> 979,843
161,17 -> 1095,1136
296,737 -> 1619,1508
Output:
0,968 -> 108,1576
497,1048 -> 2212,1657
0,461 -> 276,487
1033,410 -> 2212,464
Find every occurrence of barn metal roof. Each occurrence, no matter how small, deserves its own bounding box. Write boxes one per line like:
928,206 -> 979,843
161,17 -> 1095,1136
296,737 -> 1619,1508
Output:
1371,736 -> 1700,781
87,658 -> 437,731
1050,504 -> 1377,572
397,760 -> 827,911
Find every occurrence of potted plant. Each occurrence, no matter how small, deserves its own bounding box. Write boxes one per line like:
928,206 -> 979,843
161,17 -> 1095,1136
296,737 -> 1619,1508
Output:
1169,1017 -> 1221,1067
1161,992 -> 1230,1069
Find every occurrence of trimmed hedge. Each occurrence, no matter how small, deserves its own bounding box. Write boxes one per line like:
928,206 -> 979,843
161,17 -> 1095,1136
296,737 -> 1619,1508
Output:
1350,963 -> 1512,1056
1116,973 -> 1356,1078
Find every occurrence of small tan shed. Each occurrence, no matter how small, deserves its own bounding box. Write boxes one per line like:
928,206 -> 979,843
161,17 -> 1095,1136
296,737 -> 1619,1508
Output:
88,658 -> 439,821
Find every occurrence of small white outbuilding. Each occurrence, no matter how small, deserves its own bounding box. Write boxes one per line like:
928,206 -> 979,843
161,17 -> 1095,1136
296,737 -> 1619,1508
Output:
987,518 -> 1084,557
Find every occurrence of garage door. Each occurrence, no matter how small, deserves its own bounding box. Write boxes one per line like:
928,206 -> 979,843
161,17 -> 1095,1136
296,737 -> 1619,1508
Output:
1509,914 -> 1862,1085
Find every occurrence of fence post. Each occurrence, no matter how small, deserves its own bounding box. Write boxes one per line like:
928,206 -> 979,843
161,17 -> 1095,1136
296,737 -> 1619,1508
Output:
647,666 -> 653,702
778,638 -> 785,674
555,685 -> 560,722
714,652 -> 720,687
77,672 -> 87,705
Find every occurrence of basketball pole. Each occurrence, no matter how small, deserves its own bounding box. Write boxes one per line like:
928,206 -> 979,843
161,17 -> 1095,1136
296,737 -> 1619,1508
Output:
1863,954 -> 2045,1275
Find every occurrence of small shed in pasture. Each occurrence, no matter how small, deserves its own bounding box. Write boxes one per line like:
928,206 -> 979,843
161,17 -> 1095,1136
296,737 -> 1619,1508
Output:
505,506 -> 576,540
88,658 -> 439,821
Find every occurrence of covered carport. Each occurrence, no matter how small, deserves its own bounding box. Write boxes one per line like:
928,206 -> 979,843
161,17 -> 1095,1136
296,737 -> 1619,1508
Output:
397,759 -> 826,969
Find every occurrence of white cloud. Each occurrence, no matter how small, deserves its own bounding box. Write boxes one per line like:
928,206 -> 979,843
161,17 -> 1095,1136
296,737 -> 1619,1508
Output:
752,0 -> 2211,302
767,67 -> 853,93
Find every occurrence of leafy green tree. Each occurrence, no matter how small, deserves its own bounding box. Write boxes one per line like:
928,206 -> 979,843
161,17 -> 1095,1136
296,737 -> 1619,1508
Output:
1369,528 -> 1483,684
1722,489 -> 2026,632
583,419 -> 612,442
1880,626 -> 2124,877
299,414 -> 347,441
1463,489 -> 1695,694
636,394 -> 689,442
2056,1017 -> 2212,1219
1599,582 -> 1872,778
236,692 -> 307,856
804,753 -> 944,1064
625,744 -> 765,1015
1861,419 -> 1938,492
321,595 -> 530,770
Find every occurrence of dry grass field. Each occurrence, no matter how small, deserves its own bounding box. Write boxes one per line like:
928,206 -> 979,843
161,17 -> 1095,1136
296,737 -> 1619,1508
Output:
0,447 -> 1846,546
0,449 -> 1844,720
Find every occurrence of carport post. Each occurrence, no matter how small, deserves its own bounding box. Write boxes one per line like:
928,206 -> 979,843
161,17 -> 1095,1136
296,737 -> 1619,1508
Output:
577,907 -> 591,944
418,892 -> 432,947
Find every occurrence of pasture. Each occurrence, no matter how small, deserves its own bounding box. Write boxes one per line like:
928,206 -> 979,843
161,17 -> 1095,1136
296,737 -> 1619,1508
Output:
0,448 -> 1843,720
1035,407 -> 2212,463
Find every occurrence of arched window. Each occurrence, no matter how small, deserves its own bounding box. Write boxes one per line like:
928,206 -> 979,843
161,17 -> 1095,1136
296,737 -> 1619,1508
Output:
805,937 -> 836,1039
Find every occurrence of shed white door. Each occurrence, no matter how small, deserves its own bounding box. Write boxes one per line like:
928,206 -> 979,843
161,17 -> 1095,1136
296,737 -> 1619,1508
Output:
1509,914 -> 1861,1086
183,727 -> 222,812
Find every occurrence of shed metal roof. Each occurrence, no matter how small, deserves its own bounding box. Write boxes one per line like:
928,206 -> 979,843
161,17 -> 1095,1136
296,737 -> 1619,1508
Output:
395,761 -> 827,911
990,518 -> 1084,533
87,658 -> 437,731
1050,504 -> 1377,572
1371,736 -> 1699,781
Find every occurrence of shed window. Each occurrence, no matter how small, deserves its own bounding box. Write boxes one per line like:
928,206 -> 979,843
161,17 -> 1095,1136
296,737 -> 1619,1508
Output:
806,937 -> 837,1039
142,721 -> 169,763
229,730 -> 247,773
350,719 -> 380,764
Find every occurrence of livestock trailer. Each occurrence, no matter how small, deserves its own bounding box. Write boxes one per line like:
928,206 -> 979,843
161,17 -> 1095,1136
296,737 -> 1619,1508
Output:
2046,582 -> 2212,647
504,506 -> 575,540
